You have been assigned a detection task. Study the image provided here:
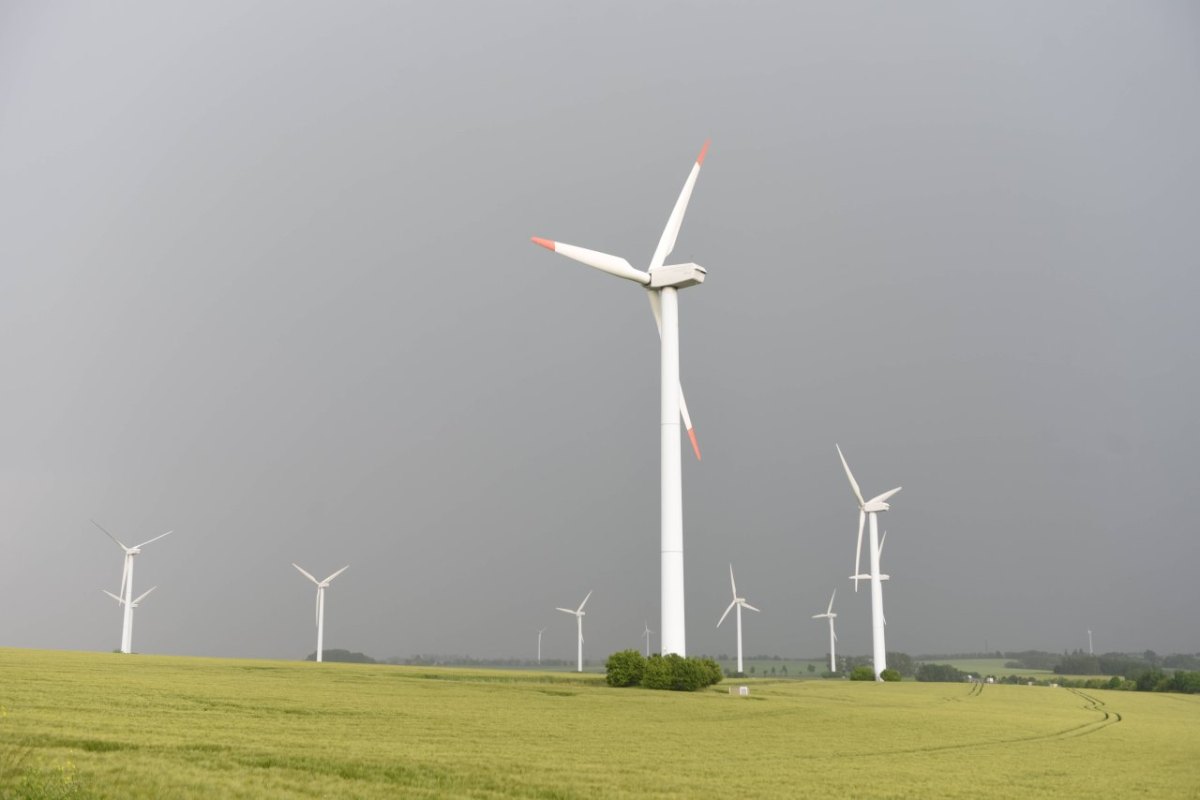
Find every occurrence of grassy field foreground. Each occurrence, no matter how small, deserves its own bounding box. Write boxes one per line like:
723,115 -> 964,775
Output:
0,648 -> 1197,799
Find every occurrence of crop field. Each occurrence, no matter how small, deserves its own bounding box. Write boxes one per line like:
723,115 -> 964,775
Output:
1,648 -> 1197,799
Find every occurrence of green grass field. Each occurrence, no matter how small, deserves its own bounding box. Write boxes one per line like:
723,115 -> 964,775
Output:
1,648 -> 1197,799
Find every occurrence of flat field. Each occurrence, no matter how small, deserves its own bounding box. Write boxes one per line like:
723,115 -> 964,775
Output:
1,648 -> 1196,799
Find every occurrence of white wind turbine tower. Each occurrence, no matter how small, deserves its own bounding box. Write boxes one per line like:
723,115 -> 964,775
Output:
102,586 -> 157,653
811,589 -> 838,674
537,628 -> 546,664
836,444 -> 901,680
717,564 -> 760,676
642,621 -> 653,658
532,142 -> 711,656
556,590 -> 592,673
292,564 -> 349,663
93,520 -> 173,654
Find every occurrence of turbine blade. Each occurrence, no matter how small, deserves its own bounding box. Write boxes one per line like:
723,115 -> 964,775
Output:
323,565 -> 350,584
102,590 -> 124,605
717,600 -> 736,627
577,590 -> 592,613
742,602 -> 761,613
119,558 -> 130,600
531,238 -> 649,285
92,520 -> 130,551
646,289 -> 701,460
879,530 -> 887,557
555,607 -> 575,615
833,629 -> 838,643
868,487 -> 902,506
314,590 -> 320,628
853,511 -> 865,592
292,563 -> 320,585
133,586 -> 156,604
134,530 -> 174,549
835,445 -> 867,507
827,589 -> 837,615
729,563 -> 737,599
649,140 -> 709,271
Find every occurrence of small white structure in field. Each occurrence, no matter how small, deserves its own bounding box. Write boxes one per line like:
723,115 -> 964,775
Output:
730,685 -> 750,696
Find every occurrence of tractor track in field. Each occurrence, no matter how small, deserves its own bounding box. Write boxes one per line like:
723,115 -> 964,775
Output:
823,683 -> 1122,761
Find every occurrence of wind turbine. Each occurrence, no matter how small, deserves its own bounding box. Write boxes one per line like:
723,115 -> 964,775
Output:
102,586 -> 157,653
717,564 -> 760,676
292,563 -> 349,663
811,589 -> 838,674
835,444 -> 901,680
1088,629 -> 1094,655
556,590 -> 592,673
532,141 -> 711,656
537,628 -> 546,664
642,621 -> 653,658
93,520 -> 173,654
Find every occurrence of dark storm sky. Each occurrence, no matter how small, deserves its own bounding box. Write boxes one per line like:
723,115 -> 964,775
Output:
1,1 -> 1197,662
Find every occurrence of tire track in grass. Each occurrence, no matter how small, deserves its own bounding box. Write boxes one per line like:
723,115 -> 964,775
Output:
827,684 -> 1122,760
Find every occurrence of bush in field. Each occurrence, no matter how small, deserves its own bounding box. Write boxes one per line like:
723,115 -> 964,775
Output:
605,650 -> 646,687
880,669 -> 901,682
636,654 -> 723,691
916,663 -> 967,683
849,665 -> 876,681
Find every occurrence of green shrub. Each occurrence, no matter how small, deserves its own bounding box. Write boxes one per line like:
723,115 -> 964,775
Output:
916,663 -> 967,683
849,665 -> 876,681
880,669 -> 901,682
637,654 -> 722,692
604,650 -> 646,687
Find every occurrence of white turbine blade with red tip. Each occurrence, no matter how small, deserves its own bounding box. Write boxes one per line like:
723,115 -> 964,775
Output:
649,140 -> 709,271
646,290 -> 702,460
531,238 -> 650,285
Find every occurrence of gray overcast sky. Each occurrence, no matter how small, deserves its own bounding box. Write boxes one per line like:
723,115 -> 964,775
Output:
1,1 -> 1197,663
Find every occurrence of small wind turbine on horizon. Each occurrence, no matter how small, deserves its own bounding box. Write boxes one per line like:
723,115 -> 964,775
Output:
102,585 -> 157,653
836,444 -> 901,681
537,628 -> 546,664
292,563 -> 349,663
642,621 -> 653,658
532,142 -> 712,657
93,520 -> 173,654
811,589 -> 838,674
556,591 -> 592,673
717,564 -> 760,676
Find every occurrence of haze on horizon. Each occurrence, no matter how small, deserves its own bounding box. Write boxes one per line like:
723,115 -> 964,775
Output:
1,1 -> 1197,664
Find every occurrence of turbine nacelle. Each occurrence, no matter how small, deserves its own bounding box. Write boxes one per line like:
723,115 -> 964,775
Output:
649,263 -> 706,289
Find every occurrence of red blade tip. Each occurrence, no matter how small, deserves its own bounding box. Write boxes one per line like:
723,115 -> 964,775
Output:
531,237 -> 555,251
696,139 -> 711,166
688,428 -> 701,461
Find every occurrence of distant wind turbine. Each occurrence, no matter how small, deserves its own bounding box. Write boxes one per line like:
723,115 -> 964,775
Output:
93,520 -> 173,654
811,589 -> 838,673
102,586 -> 157,653
835,444 -> 901,680
642,621 -> 654,657
292,563 -> 349,663
717,564 -> 760,676
556,591 -> 592,673
537,628 -> 546,664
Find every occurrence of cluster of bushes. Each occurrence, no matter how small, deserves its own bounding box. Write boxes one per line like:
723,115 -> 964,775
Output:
915,663 -> 968,683
848,666 -> 901,681
605,650 -> 723,691
1006,670 -> 1200,694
